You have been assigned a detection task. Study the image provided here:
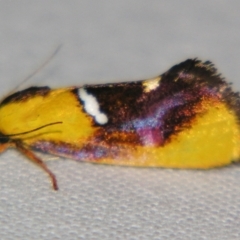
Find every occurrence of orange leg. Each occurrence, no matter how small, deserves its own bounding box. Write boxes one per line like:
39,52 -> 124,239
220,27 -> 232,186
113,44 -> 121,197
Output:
0,143 -> 12,153
15,142 -> 58,190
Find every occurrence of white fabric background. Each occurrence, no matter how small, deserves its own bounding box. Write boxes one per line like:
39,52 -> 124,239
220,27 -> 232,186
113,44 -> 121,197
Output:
0,1 -> 240,239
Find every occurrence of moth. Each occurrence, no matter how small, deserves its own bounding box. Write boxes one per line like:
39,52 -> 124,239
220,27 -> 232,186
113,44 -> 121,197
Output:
0,59 -> 239,190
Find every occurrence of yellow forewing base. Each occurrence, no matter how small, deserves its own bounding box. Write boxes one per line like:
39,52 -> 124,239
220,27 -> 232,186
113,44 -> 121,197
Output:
0,88 -> 96,145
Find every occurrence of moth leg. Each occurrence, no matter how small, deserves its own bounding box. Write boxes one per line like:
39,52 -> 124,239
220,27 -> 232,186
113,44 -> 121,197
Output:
0,143 -> 12,153
15,141 -> 58,190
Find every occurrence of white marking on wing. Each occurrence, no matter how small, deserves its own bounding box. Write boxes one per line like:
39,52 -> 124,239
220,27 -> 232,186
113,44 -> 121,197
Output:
78,88 -> 108,125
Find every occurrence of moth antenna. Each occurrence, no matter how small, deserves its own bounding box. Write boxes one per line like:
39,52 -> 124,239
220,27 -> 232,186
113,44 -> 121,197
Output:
0,121 -> 62,138
9,44 -> 62,94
